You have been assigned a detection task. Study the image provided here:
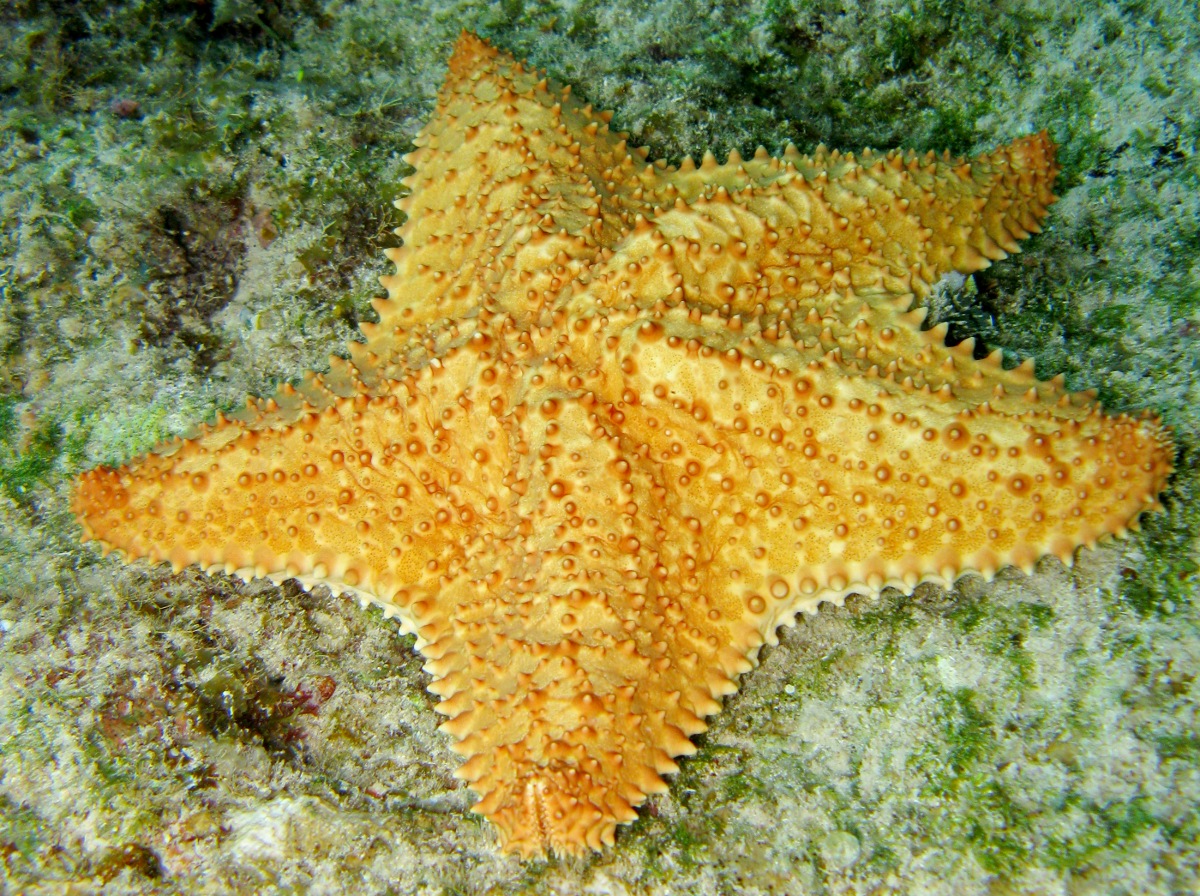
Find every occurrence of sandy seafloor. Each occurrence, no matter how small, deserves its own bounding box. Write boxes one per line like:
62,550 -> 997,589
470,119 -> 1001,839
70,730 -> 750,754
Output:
1,1 -> 1198,893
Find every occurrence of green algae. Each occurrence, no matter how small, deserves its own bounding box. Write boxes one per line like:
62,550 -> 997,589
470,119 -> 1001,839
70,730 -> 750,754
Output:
0,396 -> 87,506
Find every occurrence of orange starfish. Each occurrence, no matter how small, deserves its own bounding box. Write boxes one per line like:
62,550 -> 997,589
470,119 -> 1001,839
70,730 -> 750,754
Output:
74,33 -> 1173,857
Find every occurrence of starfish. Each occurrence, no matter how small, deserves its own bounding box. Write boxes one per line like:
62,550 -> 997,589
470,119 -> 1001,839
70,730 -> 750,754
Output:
73,32 -> 1174,857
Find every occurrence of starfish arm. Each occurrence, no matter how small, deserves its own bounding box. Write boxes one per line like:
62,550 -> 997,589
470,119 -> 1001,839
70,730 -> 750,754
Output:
71,345 -> 517,639
769,131 -> 1061,295
370,31 -> 648,358
576,131 -> 1058,326
401,319 -> 759,857
611,305 -> 1174,629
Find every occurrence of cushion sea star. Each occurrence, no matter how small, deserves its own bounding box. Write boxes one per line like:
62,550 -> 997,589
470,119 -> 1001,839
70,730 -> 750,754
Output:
73,32 -> 1174,857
